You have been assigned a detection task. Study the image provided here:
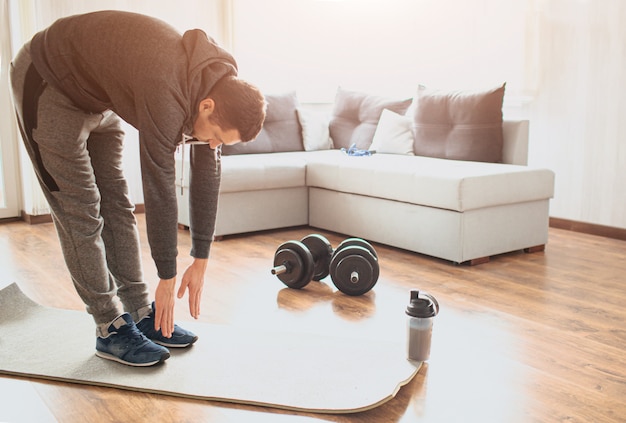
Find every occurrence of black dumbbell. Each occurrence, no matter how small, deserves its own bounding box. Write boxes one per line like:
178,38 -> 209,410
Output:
271,234 -> 333,289
329,238 -> 379,296
300,234 -> 334,281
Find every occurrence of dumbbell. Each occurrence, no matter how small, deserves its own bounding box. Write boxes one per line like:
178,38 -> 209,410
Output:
271,234 -> 333,289
329,238 -> 379,296
301,234 -> 334,281
272,235 -> 380,296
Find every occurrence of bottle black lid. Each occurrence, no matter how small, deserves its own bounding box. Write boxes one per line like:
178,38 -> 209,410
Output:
406,290 -> 439,318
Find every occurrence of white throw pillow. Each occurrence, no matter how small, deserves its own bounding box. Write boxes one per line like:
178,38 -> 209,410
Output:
296,108 -> 334,151
369,109 -> 415,155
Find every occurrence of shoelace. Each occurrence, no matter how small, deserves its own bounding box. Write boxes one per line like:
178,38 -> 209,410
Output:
117,324 -> 150,347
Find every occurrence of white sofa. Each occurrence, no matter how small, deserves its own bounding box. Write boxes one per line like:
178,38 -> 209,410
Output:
176,118 -> 555,265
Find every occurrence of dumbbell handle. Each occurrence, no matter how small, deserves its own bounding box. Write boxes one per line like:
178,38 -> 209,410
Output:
351,271 -> 359,283
271,264 -> 288,276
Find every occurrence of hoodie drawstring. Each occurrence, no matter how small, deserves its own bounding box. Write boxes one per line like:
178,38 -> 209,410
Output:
178,134 -> 220,195
179,133 -> 194,195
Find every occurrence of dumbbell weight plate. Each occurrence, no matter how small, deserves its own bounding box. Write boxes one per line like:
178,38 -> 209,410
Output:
335,238 -> 378,259
329,245 -> 379,296
300,234 -> 333,281
272,241 -> 315,289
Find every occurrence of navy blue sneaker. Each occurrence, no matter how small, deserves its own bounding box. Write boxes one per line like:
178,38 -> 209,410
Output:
136,302 -> 198,348
96,313 -> 170,367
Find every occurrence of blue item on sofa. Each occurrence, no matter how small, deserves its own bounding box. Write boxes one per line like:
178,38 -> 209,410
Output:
341,143 -> 376,157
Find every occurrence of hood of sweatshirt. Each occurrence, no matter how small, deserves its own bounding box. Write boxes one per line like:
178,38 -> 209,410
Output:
181,29 -> 238,136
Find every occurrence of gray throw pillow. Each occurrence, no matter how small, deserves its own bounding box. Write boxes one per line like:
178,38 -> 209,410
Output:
411,83 -> 505,163
222,91 -> 304,155
329,88 -> 412,150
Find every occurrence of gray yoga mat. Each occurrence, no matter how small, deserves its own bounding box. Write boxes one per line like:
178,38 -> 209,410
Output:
0,283 -> 419,414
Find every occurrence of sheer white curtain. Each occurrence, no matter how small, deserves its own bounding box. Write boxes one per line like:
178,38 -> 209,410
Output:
10,0 -> 230,44
0,0 -> 21,218
6,0 -> 228,215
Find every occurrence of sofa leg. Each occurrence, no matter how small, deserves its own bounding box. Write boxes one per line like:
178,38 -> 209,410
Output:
468,256 -> 490,266
524,244 -> 545,253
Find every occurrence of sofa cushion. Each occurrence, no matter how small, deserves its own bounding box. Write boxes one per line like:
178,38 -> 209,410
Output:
369,109 -> 414,155
219,152 -> 308,193
296,107 -> 334,151
329,88 -> 412,151
223,92 -> 303,155
411,83 -> 505,163
304,150 -> 554,212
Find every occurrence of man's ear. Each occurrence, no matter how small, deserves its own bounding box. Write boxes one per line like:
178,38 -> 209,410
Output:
198,98 -> 215,115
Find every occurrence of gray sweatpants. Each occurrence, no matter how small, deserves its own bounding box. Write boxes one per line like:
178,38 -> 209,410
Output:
10,42 -> 151,333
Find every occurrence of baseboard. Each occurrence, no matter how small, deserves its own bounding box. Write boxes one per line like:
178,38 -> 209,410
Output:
549,217 -> 626,241
21,211 -> 53,225
20,204 -> 146,225
17,208 -> 626,242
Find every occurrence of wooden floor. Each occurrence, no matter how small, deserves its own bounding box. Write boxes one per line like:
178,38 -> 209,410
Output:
1,214 -> 625,423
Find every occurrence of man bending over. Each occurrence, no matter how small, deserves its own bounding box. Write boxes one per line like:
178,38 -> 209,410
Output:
10,10 -> 266,366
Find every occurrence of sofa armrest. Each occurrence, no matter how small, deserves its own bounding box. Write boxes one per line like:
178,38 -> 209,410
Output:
502,120 -> 530,166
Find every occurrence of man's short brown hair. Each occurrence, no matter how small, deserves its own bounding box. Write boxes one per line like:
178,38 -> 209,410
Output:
207,76 -> 266,142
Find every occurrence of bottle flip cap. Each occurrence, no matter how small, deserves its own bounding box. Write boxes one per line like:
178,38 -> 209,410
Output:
406,290 -> 439,318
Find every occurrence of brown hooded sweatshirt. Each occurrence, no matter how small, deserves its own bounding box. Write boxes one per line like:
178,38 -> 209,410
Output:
30,10 -> 237,279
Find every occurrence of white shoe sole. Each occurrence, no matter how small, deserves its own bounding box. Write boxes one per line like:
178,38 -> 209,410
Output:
95,350 -> 169,367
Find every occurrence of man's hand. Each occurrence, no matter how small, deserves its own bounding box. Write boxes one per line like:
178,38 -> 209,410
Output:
178,258 -> 208,319
154,277 -> 176,338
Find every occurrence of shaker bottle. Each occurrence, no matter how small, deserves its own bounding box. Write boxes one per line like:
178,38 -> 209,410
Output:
406,290 -> 439,362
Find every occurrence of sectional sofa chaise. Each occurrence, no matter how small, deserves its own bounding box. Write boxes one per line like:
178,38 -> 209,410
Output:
176,86 -> 555,265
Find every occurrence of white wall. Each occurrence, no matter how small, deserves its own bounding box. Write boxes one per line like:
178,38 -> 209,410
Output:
232,0 -> 530,101
231,0 -> 626,230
